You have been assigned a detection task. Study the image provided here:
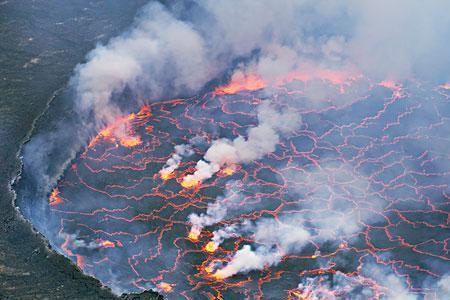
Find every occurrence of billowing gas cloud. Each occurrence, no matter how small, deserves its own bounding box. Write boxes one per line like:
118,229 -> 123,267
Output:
71,3 -> 217,126
296,272 -> 372,299
188,182 -> 242,238
211,162 -> 385,277
182,101 -> 301,186
211,224 -> 238,246
73,0 -> 450,126
435,274 -> 450,299
365,263 -> 418,300
159,144 -> 194,178
295,264 -> 418,299
214,214 -> 310,278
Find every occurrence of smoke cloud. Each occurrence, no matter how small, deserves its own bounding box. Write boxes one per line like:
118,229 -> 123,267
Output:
211,162 -> 385,277
72,0 -> 450,127
72,2 -> 217,126
188,181 -> 242,238
182,101 -> 301,186
159,144 -> 194,178
214,214 -> 310,278
365,263 -> 418,300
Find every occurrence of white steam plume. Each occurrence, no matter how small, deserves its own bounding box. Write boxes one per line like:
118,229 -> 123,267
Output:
159,144 -> 194,178
214,214 -> 310,278
364,263 -> 418,300
182,101 -> 301,186
188,182 -> 242,238
72,2 -> 217,126
212,162 -> 386,278
211,224 -> 239,246
70,0 -> 450,130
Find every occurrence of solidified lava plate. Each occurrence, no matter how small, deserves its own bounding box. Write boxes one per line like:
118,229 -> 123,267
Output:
18,76 -> 450,299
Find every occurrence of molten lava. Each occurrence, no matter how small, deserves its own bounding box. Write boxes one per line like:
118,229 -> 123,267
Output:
157,282 -> 174,293
181,177 -> 200,189
214,72 -> 266,95
220,166 -> 236,176
88,112 -> 142,149
119,136 -> 142,148
98,240 -> 116,248
48,187 -> 62,206
160,170 -> 174,181
188,227 -> 201,241
204,241 -> 218,253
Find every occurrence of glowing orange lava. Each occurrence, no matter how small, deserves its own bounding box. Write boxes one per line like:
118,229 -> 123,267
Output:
160,171 -> 174,181
213,67 -> 358,97
204,241 -> 218,253
215,73 -> 266,95
289,290 -> 310,300
379,80 -> 399,89
188,227 -> 201,241
42,75 -> 449,298
181,178 -> 200,189
98,240 -> 116,248
211,272 -> 223,281
157,282 -> 174,293
88,112 -> 143,149
221,166 -> 236,176
119,136 -> 142,147
204,265 -> 214,274
49,187 -> 62,206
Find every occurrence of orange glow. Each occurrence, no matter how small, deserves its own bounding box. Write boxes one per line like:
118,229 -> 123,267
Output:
221,166 -> 236,176
215,73 -> 266,95
204,241 -> 218,253
181,178 -> 200,188
290,290 -> 311,300
49,188 -> 62,206
188,227 -> 201,241
99,240 -> 115,248
211,272 -> 223,281
88,112 -> 143,149
120,136 -> 142,148
213,67 -> 358,97
188,231 -> 200,241
157,282 -> 174,293
204,265 -> 214,274
76,254 -> 85,269
280,69 -> 354,86
99,127 -> 113,139
440,83 -> 450,90
160,171 -> 174,181
127,113 -> 136,121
